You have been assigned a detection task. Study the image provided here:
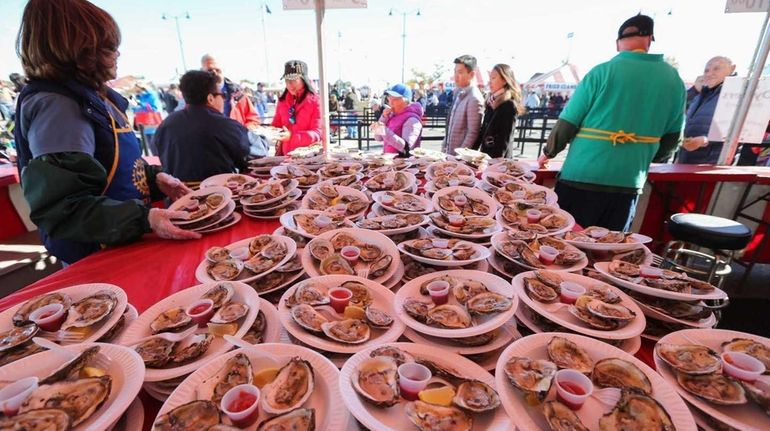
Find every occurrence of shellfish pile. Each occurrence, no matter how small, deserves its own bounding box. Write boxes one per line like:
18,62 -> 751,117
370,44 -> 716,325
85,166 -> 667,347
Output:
171,186 -> 240,232
493,234 -> 586,270
306,231 -> 393,280
303,185 -> 369,217
498,202 -> 570,233
204,234 -> 289,281
427,161 -> 474,179
435,190 -> 492,217
376,191 -> 430,214
272,164 -> 320,187
401,238 -> 480,263
365,170 -> 413,192
240,178 -> 301,219
319,162 -> 363,179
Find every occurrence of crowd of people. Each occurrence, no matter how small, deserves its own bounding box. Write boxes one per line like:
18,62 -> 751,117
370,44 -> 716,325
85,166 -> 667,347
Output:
0,0 -> 756,264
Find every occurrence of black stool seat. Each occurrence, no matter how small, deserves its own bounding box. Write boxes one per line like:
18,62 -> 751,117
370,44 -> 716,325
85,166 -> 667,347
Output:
668,213 -> 752,251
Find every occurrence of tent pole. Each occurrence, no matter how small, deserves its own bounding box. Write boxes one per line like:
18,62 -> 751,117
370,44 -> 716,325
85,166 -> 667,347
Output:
314,0 -> 329,152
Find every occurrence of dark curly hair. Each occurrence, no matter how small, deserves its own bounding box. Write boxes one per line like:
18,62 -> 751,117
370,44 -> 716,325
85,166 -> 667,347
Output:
16,0 -> 121,90
179,71 -> 219,105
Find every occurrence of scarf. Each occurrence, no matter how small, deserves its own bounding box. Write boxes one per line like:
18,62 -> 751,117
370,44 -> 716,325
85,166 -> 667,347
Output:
486,88 -> 512,110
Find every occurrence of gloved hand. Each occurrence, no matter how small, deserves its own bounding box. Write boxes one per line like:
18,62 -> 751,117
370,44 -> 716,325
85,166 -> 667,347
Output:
148,208 -> 202,240
156,172 -> 192,201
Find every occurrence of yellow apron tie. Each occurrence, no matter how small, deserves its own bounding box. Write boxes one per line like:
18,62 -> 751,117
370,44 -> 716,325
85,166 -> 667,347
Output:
576,127 -> 659,146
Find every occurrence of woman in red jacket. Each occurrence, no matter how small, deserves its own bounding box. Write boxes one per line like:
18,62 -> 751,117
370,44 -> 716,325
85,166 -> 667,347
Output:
272,60 -> 323,155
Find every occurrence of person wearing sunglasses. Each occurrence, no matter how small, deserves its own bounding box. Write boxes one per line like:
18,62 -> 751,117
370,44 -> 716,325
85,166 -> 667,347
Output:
201,54 -> 261,130
271,60 -> 322,156
153,70 -> 250,185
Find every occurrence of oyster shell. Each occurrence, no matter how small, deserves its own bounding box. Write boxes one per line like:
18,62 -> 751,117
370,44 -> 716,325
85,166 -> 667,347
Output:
152,400 -> 220,431
0,408 -> 71,431
451,280 -> 489,304
40,345 -> 100,385
0,342 -> 45,367
370,345 -> 415,366
320,254 -> 355,276
426,304 -> 472,329
321,319 -> 371,344
198,352 -> 253,406
358,243 -> 383,262
291,304 -> 329,332
365,307 -> 394,328
248,234 -> 274,255
369,254 -> 393,279
544,400 -> 589,431
592,358 -> 652,395
135,336 -> 175,368
341,281 -> 373,307
260,357 -> 314,415
13,292 -> 72,326
656,343 -> 722,375
206,259 -> 244,281
330,232 -> 357,250
465,292 -> 513,315
0,323 -> 38,352
535,270 -> 563,289
547,336 -> 593,374
60,289 -> 118,330
209,302 -> 249,324
352,356 -> 400,407
742,380 -> 770,414
586,299 -> 636,321
569,296 -> 620,331
452,380 -> 500,413
257,408 -> 316,431
242,310 -> 266,344
454,330 -> 498,347
170,333 -> 212,364
503,357 -> 557,402
206,246 -> 231,263
402,298 -> 434,323
524,277 -> 559,303
722,338 -> 770,372
309,238 -> 334,261
201,283 -> 235,308
286,283 -> 330,308
20,376 -> 111,426
405,400 -> 472,431
598,389 -> 675,431
676,373 -> 747,405
150,307 -> 192,333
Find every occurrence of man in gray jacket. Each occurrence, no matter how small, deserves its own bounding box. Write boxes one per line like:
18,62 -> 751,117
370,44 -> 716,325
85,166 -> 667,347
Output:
443,55 -> 484,155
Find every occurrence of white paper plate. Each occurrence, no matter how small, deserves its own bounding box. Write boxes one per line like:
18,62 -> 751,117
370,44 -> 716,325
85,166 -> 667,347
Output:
242,202 -> 300,219
490,232 -> 588,272
241,188 -> 302,212
0,342 -> 145,431
371,191 -> 433,215
278,275 -> 406,354
425,161 -> 475,180
155,343 -> 349,431
484,160 -> 536,182
190,200 -> 236,231
300,185 -> 370,219
486,247 -> 520,279
302,228 -> 399,284
383,260 -> 406,289
431,186 -> 500,218
394,270 -> 518,338
339,342 -> 512,431
364,170 -> 417,193
195,211 -> 242,234
169,186 -> 233,226
512,271 -> 646,340
109,396 -> 144,431
514,305 -> 642,354
428,215 -> 503,240
240,178 -> 300,207
357,213 -> 429,236
564,232 -> 653,251
495,205 -> 575,237
402,317 -> 521,355
279,209 -> 354,239
199,173 -> 256,189
482,171 -> 543,193
631,297 -> 716,328
121,281 -> 260,382
655,328 -> 770,431
495,332 -> 696,431
593,262 -> 729,301
0,283 -> 128,348
398,238 -> 491,267
195,235 -> 297,283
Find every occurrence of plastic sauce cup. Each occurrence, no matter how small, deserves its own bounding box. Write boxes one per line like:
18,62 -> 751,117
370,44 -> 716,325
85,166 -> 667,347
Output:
721,352 -> 765,382
341,246 -> 360,265
560,282 -> 586,304
0,376 -> 38,417
526,209 -> 542,223
314,214 -> 332,228
221,384 -> 261,428
229,246 -> 251,261
453,195 -> 468,206
380,194 -> 395,205
447,214 -> 465,227
332,204 -> 348,216
186,299 -> 215,327
539,246 -> 559,266
555,369 -> 593,410
29,303 -> 66,332
427,281 -> 451,305
639,265 -> 663,279
329,287 -> 353,314
398,363 -> 432,401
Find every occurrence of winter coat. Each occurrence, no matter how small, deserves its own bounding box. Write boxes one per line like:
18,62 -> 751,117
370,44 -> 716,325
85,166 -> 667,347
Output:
271,91 -> 323,155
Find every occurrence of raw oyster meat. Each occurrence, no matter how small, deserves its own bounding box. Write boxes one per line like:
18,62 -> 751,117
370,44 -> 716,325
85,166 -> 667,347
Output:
20,376 -> 111,426
209,302 -> 249,324
206,259 -> 243,281
152,400 -> 220,431
452,380 -> 500,413
320,254 -> 355,276
150,307 -> 192,333
286,283 -> 329,308
198,352 -> 253,406
598,389 -> 675,430
352,356 -> 400,407
676,372 -> 747,405
260,357 -> 314,414
503,357 -> 557,402
60,289 -> 118,330
321,319 -> 371,344
592,358 -> 652,395
656,343 -> 722,375
405,400 -> 472,431
465,292 -> 513,315
291,304 -> 329,332
200,283 -> 235,308
547,336 -> 593,374
426,304 -> 472,329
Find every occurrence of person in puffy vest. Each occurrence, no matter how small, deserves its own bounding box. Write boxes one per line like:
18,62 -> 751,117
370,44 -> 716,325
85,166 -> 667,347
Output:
373,83 -> 423,158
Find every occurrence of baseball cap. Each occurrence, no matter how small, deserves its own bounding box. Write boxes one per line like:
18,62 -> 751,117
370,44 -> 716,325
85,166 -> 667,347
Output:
617,14 -> 655,41
384,83 -> 412,101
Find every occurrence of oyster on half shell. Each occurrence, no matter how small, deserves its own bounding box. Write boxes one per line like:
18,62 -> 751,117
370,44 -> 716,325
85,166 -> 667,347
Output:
135,336 -> 175,368
598,389 -> 675,431
200,283 -> 235,308
0,409 -> 71,431
676,372 -> 747,405
544,400 -> 589,431
370,345 -> 415,366
592,358 -> 652,395
0,323 -> 38,352
722,338 -> 770,372
291,304 -> 329,333
256,408 -> 315,431
547,336 -> 593,374
198,352 -> 253,406
452,380 -> 500,413
170,333 -> 212,364
426,304 -> 472,329
465,292 -> 513,315
40,345 -> 100,385
209,302 -> 249,324
365,307 -> 394,328
352,356 -> 400,407
20,376 -> 112,427
61,289 -> 118,330
405,400 -> 472,431
13,292 -> 72,326
655,343 -> 722,375
260,357 -> 314,415
152,400 -> 220,431
369,254 -> 393,279
321,319 -> 371,344
503,357 -> 557,402
320,254 -> 355,276
150,307 -> 192,334
286,283 -> 330,308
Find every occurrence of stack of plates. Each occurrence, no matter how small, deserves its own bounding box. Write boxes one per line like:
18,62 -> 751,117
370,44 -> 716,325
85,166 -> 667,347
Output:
394,270 -> 519,371
512,271 -> 645,354
169,186 -> 240,233
199,173 -> 256,203
370,190 -> 432,218
240,179 -> 301,220
593,261 -> 728,341
484,159 -> 537,182
271,164 -> 321,190
248,156 -> 286,178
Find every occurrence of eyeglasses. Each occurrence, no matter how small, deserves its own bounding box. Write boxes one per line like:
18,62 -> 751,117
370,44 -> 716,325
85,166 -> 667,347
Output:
206,68 -> 222,74
289,105 -> 297,124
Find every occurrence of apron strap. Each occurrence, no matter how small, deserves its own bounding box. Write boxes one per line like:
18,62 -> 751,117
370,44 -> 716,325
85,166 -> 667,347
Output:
102,113 -> 121,195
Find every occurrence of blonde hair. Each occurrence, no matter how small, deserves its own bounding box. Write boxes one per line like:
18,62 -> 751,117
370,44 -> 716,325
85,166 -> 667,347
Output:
492,64 -> 525,115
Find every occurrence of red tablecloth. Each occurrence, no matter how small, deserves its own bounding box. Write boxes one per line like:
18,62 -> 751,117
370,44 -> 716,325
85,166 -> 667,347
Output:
0,164 -> 26,240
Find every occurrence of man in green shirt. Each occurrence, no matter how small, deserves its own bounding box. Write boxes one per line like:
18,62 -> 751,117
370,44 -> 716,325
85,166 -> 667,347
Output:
539,14 -> 685,231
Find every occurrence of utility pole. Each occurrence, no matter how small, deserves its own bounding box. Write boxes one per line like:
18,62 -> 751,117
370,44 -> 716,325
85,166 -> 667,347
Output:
389,8 -> 421,83
260,2 -> 270,80
162,12 -> 191,72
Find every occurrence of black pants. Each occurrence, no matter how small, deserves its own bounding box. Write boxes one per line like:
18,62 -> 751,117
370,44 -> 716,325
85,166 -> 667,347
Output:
554,181 -> 639,231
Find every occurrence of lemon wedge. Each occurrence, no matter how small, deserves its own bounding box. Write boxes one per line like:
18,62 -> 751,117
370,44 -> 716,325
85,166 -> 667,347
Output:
418,386 -> 456,406
81,366 -> 107,378
253,367 -> 280,388
343,305 -> 366,321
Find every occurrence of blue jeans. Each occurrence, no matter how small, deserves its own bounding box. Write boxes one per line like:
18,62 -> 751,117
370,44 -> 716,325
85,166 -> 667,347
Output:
555,181 -> 639,231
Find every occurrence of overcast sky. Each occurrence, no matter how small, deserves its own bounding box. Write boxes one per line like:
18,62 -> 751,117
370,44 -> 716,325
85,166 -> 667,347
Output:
0,0 -> 765,91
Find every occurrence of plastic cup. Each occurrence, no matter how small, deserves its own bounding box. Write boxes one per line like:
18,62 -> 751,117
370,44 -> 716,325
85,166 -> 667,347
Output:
329,287 -> 353,314
721,352 -> 765,382
447,214 -> 465,227
398,363 -> 432,401
427,281 -> 451,305
453,195 -> 468,206
314,215 -> 332,228
29,303 -> 66,332
559,282 -> 586,304
186,299 -> 215,327
221,384 -> 261,428
526,209 -> 542,223
340,246 -> 360,265
555,369 -> 593,410
539,246 -> 559,265
0,376 -> 38,417
380,194 -> 395,205
229,246 -> 251,261
226,181 -> 240,191
639,265 -> 663,278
